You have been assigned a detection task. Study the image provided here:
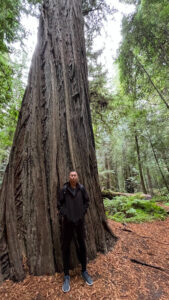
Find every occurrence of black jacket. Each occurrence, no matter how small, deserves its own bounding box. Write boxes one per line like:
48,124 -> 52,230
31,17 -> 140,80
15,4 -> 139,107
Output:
57,182 -> 89,223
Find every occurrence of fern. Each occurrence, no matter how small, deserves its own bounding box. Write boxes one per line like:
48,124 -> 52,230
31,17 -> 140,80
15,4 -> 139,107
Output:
103,195 -> 167,223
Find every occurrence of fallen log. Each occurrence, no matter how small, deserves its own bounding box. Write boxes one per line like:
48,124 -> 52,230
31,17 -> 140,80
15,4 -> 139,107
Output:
101,190 -> 152,200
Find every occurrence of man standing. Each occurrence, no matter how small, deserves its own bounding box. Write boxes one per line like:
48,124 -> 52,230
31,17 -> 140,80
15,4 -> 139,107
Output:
57,171 -> 93,293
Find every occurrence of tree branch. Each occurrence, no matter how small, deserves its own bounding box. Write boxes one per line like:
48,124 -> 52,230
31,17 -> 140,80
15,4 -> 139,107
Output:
82,3 -> 102,16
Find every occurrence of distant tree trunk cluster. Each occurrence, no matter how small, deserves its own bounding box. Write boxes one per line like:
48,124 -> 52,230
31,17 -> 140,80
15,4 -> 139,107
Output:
97,133 -> 169,195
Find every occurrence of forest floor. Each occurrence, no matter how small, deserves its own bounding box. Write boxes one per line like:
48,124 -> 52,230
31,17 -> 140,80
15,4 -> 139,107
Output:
1,213 -> 169,300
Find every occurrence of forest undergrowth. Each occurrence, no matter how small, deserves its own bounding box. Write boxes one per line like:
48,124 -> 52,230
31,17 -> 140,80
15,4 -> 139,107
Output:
104,193 -> 169,223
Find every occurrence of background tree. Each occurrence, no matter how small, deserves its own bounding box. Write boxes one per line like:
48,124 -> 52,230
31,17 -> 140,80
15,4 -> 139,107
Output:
107,0 -> 169,194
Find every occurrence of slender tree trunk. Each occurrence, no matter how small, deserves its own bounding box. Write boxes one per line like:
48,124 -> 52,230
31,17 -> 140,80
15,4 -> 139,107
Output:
162,157 -> 169,173
148,136 -> 169,192
161,150 -> 169,173
122,144 -> 130,191
114,162 -> 119,191
0,0 -> 116,283
151,171 -> 162,192
146,167 -> 154,196
134,54 -> 169,109
105,154 -> 111,189
134,134 -> 147,194
157,139 -> 169,173
108,157 -> 112,188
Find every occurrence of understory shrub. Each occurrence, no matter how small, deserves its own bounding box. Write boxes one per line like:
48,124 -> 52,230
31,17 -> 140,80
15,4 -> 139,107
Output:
104,194 -> 167,223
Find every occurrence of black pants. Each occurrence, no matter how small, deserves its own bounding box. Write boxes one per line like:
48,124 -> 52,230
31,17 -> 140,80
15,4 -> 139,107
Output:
61,216 -> 87,275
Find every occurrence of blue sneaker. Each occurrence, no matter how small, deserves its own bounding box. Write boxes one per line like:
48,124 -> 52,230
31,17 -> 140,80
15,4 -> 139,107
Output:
81,271 -> 93,285
62,275 -> 70,292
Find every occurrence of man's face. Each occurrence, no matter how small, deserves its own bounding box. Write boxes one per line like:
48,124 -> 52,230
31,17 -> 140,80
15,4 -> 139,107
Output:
69,171 -> 78,185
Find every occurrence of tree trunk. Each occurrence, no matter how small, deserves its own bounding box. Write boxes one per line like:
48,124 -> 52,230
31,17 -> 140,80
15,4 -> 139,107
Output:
101,190 -> 152,200
114,162 -> 119,191
161,150 -> 169,173
148,135 -> 169,192
134,54 -> 169,109
146,166 -> 154,196
0,0 -> 116,282
105,154 -> 111,189
134,134 -> 147,194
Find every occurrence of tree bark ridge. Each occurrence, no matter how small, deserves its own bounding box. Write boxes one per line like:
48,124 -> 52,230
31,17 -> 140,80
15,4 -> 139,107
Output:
0,0 -> 116,282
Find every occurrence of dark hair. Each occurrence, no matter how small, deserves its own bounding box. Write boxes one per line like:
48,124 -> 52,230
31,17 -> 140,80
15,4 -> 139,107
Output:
69,170 -> 78,175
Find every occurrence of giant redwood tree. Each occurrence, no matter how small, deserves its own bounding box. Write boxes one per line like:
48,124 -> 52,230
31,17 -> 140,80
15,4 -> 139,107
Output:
0,0 -> 117,282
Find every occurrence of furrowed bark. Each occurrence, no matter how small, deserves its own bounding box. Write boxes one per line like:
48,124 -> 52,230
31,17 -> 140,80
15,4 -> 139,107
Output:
0,0 -> 117,282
